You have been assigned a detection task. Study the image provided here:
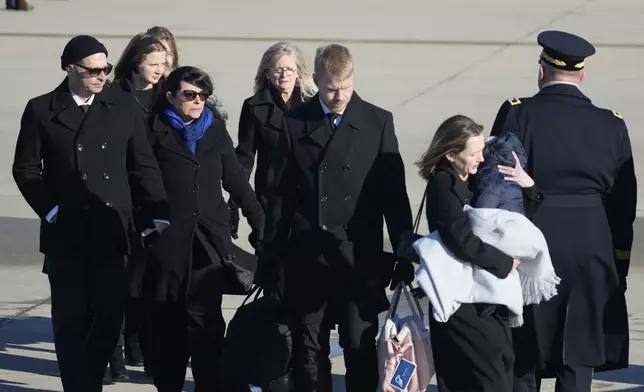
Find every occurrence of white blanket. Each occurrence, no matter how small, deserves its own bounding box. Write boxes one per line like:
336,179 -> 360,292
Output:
413,206 -> 560,327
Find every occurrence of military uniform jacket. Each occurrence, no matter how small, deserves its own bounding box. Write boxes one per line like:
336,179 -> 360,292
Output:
269,93 -> 413,319
490,83 -> 637,369
12,79 -> 170,260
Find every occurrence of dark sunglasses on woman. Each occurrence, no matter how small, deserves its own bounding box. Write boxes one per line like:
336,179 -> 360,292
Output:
179,90 -> 210,102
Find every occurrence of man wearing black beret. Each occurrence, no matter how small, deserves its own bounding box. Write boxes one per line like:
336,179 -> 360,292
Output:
490,30 -> 637,392
12,34 -> 170,391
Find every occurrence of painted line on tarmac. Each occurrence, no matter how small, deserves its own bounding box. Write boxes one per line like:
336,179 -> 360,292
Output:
0,31 -> 643,48
0,297 -> 50,330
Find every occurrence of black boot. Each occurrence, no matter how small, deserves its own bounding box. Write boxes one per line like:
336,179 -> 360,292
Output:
109,345 -> 130,382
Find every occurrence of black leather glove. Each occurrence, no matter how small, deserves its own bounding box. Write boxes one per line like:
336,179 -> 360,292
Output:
228,200 -> 240,240
248,229 -> 263,253
389,260 -> 415,290
618,274 -> 627,294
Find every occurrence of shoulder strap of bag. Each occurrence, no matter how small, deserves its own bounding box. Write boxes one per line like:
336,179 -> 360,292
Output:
413,187 -> 428,234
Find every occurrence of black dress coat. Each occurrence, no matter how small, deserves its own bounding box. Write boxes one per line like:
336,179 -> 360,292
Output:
268,92 -> 413,321
490,83 -> 637,372
12,78 -> 170,260
234,85 -> 303,212
146,112 -> 265,302
426,163 -> 523,392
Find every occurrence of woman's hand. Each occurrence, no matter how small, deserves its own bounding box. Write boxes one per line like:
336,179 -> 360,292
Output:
497,151 -> 535,188
513,259 -> 521,269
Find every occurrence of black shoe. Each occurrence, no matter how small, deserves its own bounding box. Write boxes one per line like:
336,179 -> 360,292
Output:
125,336 -> 144,366
112,372 -> 131,382
110,345 -> 128,379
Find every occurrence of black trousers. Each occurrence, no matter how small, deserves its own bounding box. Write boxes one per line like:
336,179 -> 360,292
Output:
536,365 -> 593,392
290,298 -> 379,392
151,240 -> 244,392
46,255 -> 128,392
431,304 -> 514,392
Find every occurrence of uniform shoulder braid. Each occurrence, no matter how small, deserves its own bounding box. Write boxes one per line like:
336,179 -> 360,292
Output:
611,110 -> 623,120
507,97 -> 522,106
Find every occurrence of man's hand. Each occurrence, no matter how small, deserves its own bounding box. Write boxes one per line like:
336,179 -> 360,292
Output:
618,274 -> 627,293
513,258 -> 521,270
248,229 -> 263,252
390,260 -> 415,290
153,220 -> 170,233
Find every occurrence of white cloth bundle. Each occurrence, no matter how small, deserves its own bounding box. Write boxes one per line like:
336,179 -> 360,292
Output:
414,205 -> 560,327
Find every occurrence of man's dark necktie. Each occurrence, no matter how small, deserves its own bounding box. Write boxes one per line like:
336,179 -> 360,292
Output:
327,112 -> 339,131
80,104 -> 90,116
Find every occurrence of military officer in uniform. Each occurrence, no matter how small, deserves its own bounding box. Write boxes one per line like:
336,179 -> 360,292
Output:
12,35 -> 170,391
265,44 -> 415,392
490,30 -> 637,392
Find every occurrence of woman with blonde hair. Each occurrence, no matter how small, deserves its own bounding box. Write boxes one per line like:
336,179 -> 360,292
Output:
229,41 -> 316,238
146,26 -> 180,76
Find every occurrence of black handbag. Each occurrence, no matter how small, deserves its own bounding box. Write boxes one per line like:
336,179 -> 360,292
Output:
221,242 -> 258,295
396,187 -> 427,264
221,286 -> 293,391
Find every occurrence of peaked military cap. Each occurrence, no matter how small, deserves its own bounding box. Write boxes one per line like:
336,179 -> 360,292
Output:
537,30 -> 596,71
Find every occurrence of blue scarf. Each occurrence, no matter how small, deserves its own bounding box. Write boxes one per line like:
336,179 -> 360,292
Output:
163,106 -> 215,153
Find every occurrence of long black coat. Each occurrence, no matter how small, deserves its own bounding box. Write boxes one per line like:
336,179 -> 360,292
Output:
146,113 -> 265,302
234,85 -> 303,212
268,93 -> 413,322
12,79 -> 170,259
490,83 -> 637,371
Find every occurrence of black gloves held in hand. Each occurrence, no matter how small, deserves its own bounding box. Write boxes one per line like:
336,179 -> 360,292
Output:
390,260 -> 415,290
228,201 -> 240,240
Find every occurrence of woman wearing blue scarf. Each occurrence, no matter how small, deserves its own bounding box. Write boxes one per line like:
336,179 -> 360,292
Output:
144,66 -> 264,391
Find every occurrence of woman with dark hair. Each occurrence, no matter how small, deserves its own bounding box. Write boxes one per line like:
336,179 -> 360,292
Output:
416,114 -> 536,392
105,32 -> 169,380
146,66 -> 263,391
112,33 -> 168,118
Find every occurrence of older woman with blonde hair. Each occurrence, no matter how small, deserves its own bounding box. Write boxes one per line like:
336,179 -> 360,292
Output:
229,41 -> 316,238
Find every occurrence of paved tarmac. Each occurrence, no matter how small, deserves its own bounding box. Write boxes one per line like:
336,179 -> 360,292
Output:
1,0 -> 644,391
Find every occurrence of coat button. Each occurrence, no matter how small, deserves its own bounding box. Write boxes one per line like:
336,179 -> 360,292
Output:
193,164 -> 199,171
320,165 -> 328,173
321,225 -> 328,231
193,212 -> 197,216
342,165 -> 350,172
344,195 -> 352,202
105,202 -> 113,207
320,196 -> 328,202
103,173 -> 110,180
80,173 -> 87,180
76,143 -> 83,152
101,142 -> 108,150
192,187 -> 199,193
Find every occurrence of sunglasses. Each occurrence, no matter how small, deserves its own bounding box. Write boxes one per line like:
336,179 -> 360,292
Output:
75,63 -> 113,77
178,90 -> 210,102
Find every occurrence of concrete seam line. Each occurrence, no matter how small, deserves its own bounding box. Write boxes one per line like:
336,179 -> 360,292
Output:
0,297 -> 50,330
0,31 -> 643,48
397,0 -> 600,107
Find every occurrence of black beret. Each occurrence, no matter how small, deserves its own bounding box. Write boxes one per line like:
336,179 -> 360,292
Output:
61,35 -> 108,71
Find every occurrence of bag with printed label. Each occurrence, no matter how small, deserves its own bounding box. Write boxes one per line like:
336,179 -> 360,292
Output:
377,283 -> 434,392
